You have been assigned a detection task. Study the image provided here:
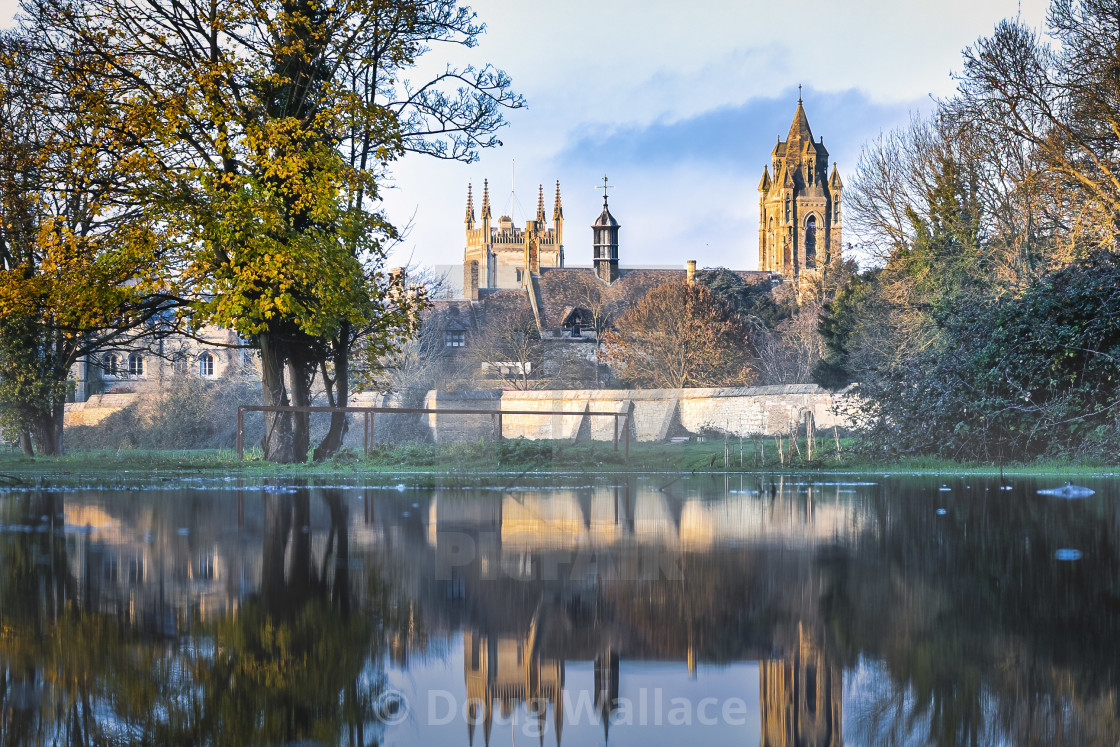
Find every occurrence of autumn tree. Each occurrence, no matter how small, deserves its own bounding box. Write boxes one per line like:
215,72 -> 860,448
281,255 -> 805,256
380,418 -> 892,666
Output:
600,281 -> 754,389
0,28 -> 180,456
40,0 -> 521,462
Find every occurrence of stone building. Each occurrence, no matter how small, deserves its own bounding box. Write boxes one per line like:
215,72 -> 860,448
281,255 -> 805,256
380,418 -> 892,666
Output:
758,97 -> 843,281
436,170 -> 774,389
69,325 -> 260,404
463,180 -> 565,299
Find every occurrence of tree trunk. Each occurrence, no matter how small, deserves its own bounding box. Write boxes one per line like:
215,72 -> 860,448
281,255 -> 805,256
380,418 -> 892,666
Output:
287,353 -> 315,463
19,428 -> 33,457
30,405 -> 63,456
313,328 -> 349,462
259,333 -> 295,463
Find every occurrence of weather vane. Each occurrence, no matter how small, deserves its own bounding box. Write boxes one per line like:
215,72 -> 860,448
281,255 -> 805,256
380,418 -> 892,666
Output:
596,174 -> 614,200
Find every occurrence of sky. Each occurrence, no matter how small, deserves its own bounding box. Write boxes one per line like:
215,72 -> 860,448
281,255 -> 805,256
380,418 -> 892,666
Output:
0,0 -> 1050,273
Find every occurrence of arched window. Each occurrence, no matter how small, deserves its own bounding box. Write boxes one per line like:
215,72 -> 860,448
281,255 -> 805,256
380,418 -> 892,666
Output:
128,352 -> 144,376
805,215 -> 817,267
171,354 -> 188,374
103,353 -> 119,377
199,352 -> 214,377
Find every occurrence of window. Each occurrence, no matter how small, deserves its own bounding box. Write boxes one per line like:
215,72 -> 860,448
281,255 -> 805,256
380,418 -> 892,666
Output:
171,354 -> 188,374
103,353 -> 120,377
128,352 -> 144,376
515,268 -> 523,283
445,331 -> 465,348
805,215 -> 817,267
199,351 -> 215,377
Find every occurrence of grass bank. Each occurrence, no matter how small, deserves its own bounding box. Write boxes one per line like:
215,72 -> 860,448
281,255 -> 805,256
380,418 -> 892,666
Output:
1,437 -> 1118,479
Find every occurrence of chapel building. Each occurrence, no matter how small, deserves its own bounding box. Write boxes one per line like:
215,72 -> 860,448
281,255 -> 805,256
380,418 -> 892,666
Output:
463,180 -> 564,299
758,98 -> 843,280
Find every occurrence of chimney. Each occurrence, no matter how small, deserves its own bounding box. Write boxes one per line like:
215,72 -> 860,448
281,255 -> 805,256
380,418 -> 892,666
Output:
686,260 -> 696,283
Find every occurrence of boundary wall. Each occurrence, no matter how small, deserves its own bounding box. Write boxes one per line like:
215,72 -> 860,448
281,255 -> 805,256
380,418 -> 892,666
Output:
426,384 -> 853,443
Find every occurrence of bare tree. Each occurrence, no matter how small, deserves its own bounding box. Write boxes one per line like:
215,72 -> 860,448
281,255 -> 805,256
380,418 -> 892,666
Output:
600,281 -> 754,389
469,305 -> 545,390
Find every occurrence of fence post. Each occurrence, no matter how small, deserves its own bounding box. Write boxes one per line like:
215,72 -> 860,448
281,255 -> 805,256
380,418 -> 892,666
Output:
236,407 -> 244,461
497,411 -> 503,441
364,412 -> 370,456
613,415 -> 618,451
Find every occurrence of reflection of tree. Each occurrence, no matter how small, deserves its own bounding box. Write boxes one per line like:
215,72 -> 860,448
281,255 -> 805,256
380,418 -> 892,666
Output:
152,488 -> 381,745
0,487 -> 421,745
822,480 -> 1120,745
0,490 -> 91,745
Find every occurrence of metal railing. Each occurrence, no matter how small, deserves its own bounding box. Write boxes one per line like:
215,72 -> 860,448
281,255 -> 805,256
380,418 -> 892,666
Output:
236,405 -> 631,460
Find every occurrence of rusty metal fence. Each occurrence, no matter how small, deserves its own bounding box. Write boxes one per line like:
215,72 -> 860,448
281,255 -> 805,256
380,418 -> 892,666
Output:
235,405 -> 631,461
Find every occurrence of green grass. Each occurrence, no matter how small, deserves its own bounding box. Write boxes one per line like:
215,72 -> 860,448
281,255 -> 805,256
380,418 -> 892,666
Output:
1,437 -> 1117,479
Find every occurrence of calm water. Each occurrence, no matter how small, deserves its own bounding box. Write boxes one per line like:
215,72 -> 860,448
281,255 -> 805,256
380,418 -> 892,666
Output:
2,473 -> 1119,746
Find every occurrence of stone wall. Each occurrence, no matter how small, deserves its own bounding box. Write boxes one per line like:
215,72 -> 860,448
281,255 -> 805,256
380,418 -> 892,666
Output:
64,393 -> 140,426
424,390 -> 503,443
425,385 -> 853,443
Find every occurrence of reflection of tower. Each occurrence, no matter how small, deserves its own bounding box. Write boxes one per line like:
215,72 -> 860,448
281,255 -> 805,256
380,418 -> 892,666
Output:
760,623 -> 842,747
594,645 -> 620,741
464,628 -> 564,746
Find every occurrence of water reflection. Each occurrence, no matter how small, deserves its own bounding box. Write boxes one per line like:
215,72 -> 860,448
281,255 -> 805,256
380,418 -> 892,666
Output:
0,476 -> 1118,745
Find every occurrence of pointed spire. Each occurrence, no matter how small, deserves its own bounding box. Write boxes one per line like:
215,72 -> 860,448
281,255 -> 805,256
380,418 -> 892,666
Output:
829,163 -> 843,188
536,183 -> 546,223
465,183 -> 475,224
787,96 -> 814,145
552,180 -> 563,221
481,179 -> 492,219
758,165 -> 771,192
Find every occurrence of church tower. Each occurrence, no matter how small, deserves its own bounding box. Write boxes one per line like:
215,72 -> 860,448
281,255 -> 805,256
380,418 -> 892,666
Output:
463,178 -> 564,298
759,94 -> 842,281
592,177 -> 620,283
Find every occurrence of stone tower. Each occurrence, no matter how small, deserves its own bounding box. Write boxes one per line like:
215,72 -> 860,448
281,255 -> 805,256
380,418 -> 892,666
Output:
463,179 -> 564,299
758,96 -> 842,281
592,179 -> 620,284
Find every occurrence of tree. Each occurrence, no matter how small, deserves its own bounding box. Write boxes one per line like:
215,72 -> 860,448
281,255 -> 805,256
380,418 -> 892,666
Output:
469,303 -> 544,390
694,267 -> 790,329
42,0 -> 522,462
0,28 -> 180,456
600,281 -> 754,389
953,0 -> 1120,248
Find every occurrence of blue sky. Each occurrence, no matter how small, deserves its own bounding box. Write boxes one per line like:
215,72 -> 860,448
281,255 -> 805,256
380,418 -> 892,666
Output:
380,0 -> 1049,272
0,0 -> 1049,271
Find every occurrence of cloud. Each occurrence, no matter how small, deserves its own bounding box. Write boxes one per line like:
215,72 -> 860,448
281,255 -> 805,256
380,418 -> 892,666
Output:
383,87 -> 927,274
553,87 -> 921,172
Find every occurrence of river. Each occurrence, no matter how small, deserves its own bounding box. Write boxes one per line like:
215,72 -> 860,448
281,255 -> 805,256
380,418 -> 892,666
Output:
1,473 -> 1117,745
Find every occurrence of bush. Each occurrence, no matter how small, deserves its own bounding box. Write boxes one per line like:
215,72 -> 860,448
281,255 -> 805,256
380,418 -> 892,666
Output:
67,376 -> 263,450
